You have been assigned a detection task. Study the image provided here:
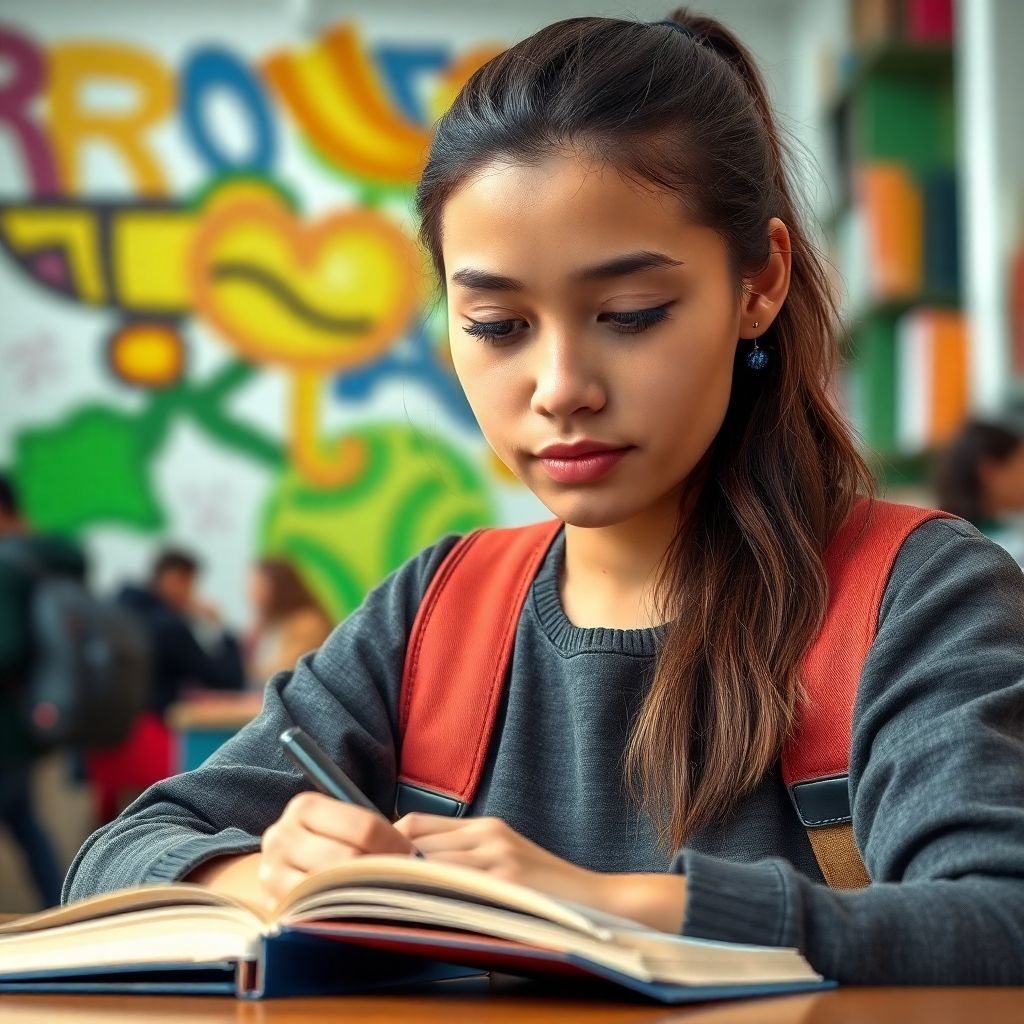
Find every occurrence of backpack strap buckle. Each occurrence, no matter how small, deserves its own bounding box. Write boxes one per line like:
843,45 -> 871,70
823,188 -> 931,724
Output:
787,773 -> 851,828
394,782 -> 466,818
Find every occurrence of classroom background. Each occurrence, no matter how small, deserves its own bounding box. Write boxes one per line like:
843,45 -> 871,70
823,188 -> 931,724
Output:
2,0 -> 1022,913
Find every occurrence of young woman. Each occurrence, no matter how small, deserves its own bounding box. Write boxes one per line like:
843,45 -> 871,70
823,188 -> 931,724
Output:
64,11 -> 1024,984
935,418 -> 1024,563
245,558 -> 332,685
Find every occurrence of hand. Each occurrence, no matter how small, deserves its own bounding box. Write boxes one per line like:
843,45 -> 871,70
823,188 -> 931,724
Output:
394,813 -> 687,931
187,595 -> 223,625
258,792 -> 414,907
395,813 -> 598,902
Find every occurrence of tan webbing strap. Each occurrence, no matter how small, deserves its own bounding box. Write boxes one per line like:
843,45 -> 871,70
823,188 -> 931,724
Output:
806,826 -> 870,890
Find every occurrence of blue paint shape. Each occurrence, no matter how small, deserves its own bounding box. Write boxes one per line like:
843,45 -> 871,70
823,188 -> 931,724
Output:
333,320 -> 477,431
182,46 -> 276,173
373,45 -> 451,126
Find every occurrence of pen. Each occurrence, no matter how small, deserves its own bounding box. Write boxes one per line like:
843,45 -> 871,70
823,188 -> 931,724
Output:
278,726 -> 425,858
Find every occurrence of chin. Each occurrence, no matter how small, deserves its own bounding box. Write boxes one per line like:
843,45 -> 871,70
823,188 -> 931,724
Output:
532,489 -> 647,530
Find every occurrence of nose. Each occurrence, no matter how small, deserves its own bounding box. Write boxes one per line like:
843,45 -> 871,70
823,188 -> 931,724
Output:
529,332 -> 607,422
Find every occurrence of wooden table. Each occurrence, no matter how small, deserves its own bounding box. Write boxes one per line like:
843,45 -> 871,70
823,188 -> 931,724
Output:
0,984 -> 1021,1022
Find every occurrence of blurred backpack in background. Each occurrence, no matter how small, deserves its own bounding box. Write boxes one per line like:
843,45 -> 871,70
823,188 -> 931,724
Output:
0,538 -> 151,750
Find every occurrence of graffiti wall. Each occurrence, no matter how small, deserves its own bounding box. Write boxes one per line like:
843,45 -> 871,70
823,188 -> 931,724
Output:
0,3 -> 545,625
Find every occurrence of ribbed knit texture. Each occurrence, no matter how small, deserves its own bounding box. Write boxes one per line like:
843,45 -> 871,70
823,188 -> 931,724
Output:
64,518 -> 1024,984
530,531 -> 665,657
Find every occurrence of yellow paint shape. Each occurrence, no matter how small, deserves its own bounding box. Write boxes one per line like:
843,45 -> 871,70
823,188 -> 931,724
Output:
113,211 -> 194,312
197,179 -> 292,218
108,322 -> 185,388
190,198 -> 422,371
1,208 -> 105,303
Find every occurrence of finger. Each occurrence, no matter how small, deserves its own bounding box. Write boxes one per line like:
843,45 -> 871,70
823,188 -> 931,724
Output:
279,831 -> 364,873
287,793 -> 413,854
258,859 -> 306,906
396,813 -> 497,841
420,849 -> 495,871
410,829 -> 490,855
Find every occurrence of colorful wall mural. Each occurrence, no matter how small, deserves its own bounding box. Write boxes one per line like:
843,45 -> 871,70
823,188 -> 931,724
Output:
0,10 -> 541,626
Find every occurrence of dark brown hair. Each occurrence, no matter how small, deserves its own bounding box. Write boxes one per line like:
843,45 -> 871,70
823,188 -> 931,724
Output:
934,419 -> 1022,525
152,548 -> 199,581
256,558 -> 327,624
416,9 -> 873,847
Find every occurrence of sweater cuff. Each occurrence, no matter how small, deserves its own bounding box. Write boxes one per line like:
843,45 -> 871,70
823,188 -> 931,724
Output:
143,828 -> 262,884
675,849 -> 800,949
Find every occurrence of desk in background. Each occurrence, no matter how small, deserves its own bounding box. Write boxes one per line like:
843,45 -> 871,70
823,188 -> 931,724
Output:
167,691 -> 264,772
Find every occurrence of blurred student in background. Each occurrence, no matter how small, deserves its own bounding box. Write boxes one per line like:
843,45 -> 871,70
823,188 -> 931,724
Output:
117,549 -> 245,713
935,420 -> 1024,566
86,549 -> 246,822
0,474 -> 76,907
246,558 -> 332,685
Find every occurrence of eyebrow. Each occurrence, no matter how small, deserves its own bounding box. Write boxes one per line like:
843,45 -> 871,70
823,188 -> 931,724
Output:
449,250 -> 685,292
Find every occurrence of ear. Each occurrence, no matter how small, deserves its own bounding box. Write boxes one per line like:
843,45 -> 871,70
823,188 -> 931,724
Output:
738,217 -> 791,340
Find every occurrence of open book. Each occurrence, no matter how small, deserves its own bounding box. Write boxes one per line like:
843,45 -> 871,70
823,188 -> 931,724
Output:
0,856 -> 831,1002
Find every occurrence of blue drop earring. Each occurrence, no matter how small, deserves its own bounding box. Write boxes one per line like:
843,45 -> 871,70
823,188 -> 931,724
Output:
746,322 -> 769,371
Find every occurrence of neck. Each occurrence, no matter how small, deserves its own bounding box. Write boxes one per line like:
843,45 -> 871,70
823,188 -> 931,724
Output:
560,489 -> 686,629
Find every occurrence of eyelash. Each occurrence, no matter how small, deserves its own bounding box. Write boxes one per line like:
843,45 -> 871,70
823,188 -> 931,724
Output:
462,303 -> 673,344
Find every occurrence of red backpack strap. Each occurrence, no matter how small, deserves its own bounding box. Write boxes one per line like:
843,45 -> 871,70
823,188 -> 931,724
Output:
784,496 -> 956,888
395,520 -> 563,818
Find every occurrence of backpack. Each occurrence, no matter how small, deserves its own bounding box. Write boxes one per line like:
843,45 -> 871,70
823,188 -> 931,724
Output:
0,540 -> 151,749
395,496 -> 955,890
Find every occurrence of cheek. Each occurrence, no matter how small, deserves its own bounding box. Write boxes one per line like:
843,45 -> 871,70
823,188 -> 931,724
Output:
644,330 -> 736,436
449,335 -> 520,450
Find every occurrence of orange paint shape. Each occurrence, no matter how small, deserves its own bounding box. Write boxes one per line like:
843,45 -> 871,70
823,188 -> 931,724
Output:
265,25 -> 429,185
48,43 -> 173,196
291,368 -> 369,488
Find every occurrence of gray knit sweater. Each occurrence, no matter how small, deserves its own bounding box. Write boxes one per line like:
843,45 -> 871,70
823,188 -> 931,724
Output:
64,517 -> 1024,984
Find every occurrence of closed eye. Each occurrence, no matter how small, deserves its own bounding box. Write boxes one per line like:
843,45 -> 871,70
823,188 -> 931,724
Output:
463,302 -> 674,345
599,302 -> 674,334
462,317 -> 525,341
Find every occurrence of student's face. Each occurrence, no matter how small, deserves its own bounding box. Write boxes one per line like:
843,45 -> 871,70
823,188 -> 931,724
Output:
981,444 -> 1024,513
156,568 -> 195,612
442,152 -> 745,529
248,568 -> 272,618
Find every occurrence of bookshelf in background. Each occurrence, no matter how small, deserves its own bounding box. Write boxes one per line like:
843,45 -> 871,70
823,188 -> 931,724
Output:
823,0 -> 964,488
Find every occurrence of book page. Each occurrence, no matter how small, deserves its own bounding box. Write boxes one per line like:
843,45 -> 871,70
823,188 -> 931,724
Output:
287,896 -> 651,980
278,856 -> 616,940
0,906 -> 261,975
0,885 -> 260,936
283,888 -> 820,986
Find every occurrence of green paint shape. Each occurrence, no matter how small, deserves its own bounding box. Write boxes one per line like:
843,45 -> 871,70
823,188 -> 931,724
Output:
261,422 -> 493,620
189,173 -> 300,214
13,406 -> 166,533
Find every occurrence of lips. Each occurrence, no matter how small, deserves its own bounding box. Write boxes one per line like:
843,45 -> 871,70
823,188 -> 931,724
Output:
535,442 -> 633,484
537,441 -> 628,459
